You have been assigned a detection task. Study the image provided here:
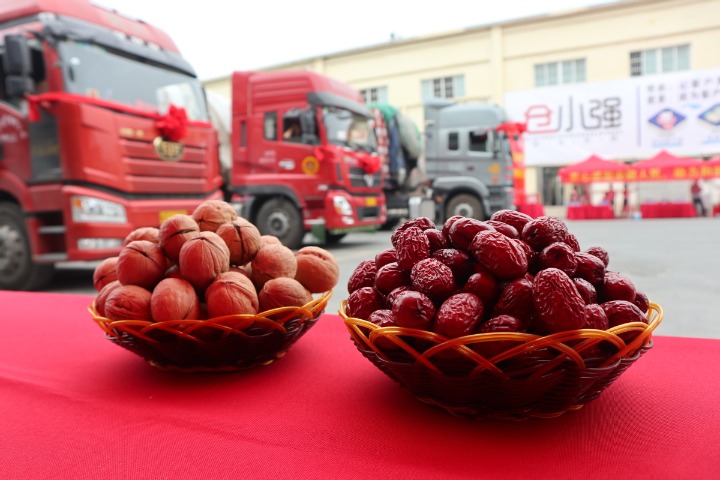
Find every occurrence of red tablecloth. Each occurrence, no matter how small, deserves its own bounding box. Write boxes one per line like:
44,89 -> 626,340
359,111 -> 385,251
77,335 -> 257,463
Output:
566,204 -> 615,220
1,291 -> 719,479
640,202 -> 696,218
517,203 -> 545,218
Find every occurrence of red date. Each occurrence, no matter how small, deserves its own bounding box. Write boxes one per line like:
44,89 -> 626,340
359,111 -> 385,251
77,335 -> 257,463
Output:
602,300 -> 647,328
462,271 -> 500,305
424,228 -> 448,253
470,230 -> 528,280
434,293 -> 484,338
532,268 -> 586,333
374,248 -> 398,269
490,209 -> 533,234
574,252 -> 606,285
347,260 -> 377,294
346,286 -> 382,320
448,218 -> 496,251
521,216 -> 569,251
584,304 -> 609,330
600,271 -> 636,302
374,262 -> 411,295
394,226 -> 430,271
392,290 -> 436,330
432,248 -> 473,283
411,258 -> 456,302
492,277 -> 534,326
539,242 -> 577,276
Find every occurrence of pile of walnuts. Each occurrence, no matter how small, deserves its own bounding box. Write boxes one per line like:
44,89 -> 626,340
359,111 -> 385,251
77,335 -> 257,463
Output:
93,200 -> 339,322
346,211 -> 650,340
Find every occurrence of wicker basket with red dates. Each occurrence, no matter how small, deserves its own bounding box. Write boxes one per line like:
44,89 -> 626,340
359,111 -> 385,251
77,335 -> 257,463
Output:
339,212 -> 662,420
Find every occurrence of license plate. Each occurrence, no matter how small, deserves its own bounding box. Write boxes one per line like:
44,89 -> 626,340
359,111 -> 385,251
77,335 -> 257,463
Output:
159,209 -> 187,223
365,197 -> 377,207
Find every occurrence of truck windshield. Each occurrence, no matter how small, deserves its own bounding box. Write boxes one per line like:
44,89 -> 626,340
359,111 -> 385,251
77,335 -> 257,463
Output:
58,40 -> 209,121
322,106 -> 377,153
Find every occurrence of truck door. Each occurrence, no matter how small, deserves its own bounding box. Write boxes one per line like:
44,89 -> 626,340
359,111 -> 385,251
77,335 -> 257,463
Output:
276,107 -> 319,175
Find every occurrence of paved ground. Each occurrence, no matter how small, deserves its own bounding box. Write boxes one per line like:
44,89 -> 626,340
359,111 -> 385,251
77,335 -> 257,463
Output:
48,216 -> 720,339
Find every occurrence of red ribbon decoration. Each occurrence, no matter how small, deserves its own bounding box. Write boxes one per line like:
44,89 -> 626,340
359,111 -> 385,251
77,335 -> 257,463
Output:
155,104 -> 188,142
26,93 -> 210,141
356,151 -> 381,175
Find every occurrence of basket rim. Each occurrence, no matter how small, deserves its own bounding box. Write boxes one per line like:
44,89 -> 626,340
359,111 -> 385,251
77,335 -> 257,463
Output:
340,300 -> 663,374
90,290 -> 332,344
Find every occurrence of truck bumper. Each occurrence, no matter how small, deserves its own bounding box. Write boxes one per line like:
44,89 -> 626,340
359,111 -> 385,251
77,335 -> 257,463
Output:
55,185 -> 222,262
320,189 -> 386,232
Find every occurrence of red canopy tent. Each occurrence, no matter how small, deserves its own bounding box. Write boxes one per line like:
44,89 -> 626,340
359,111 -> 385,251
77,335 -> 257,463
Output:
628,150 -> 705,181
558,154 -> 630,184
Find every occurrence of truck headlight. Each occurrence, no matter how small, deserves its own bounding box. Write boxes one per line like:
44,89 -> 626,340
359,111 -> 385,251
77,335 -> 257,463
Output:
332,195 -> 353,216
71,196 -> 127,223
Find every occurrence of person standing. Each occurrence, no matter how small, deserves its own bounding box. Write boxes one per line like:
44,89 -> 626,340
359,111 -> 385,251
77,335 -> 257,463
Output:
622,183 -> 630,218
691,180 -> 706,216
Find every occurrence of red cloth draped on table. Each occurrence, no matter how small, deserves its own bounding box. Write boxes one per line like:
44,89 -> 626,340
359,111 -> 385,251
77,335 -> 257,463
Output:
26,92 -> 211,141
0,291 -> 719,479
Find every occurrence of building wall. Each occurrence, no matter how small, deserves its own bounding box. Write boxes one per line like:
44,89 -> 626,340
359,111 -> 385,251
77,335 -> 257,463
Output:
203,0 -> 720,203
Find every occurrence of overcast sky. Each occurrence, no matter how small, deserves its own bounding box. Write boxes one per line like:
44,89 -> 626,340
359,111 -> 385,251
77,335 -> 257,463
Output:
95,0 -> 619,81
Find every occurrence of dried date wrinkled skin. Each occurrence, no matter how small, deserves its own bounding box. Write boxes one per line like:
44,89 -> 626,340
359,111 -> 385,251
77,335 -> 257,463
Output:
473,314 -> 526,359
410,258 -> 456,302
532,268 -> 586,333
485,220 -> 519,239
600,271 -> 637,302
391,217 -> 436,246
424,228 -> 448,253
432,248 -> 473,284
585,246 -> 610,267
434,293 -> 484,338
573,277 -> 597,304
391,290 -> 436,330
385,285 -> 412,309
346,286 -> 382,320
539,242 -> 577,276
470,230 -> 528,281
492,277 -> 534,326
374,262 -> 411,295
633,290 -> 650,313
584,304 -> 609,330
462,271 -> 500,305
564,233 -> 582,253
602,300 -> 647,328
347,260 -> 377,294
442,215 -> 465,239
490,209 -> 533,234
374,248 -> 398,269
521,216 -> 569,251
574,252 -> 606,286
395,226 -> 430,271
448,218 -> 496,251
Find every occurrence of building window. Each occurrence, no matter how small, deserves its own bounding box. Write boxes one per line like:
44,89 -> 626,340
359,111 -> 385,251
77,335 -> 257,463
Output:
630,45 -> 690,76
534,59 -> 586,87
360,86 -> 388,104
421,75 -> 465,100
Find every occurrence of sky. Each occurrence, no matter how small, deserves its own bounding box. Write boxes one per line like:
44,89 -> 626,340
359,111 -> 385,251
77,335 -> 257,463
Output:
94,0 -> 620,81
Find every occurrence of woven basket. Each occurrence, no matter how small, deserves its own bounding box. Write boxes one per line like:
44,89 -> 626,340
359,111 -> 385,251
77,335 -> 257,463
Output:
90,291 -> 331,372
340,301 -> 663,420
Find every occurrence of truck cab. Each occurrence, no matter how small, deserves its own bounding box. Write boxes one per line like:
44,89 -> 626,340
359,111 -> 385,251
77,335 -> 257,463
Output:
424,99 -> 515,223
0,0 -> 222,290
227,71 -> 386,248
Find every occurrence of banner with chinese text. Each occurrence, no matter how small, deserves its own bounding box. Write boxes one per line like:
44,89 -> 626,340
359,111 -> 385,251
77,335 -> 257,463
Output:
505,68 -> 720,166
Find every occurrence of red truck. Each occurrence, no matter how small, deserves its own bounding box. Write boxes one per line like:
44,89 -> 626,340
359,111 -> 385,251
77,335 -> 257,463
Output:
212,70 -> 386,249
0,0 -> 223,290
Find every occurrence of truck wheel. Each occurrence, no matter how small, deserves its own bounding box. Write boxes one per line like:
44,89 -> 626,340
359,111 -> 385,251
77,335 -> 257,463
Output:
445,194 -> 485,221
255,198 -> 304,250
0,202 -> 54,291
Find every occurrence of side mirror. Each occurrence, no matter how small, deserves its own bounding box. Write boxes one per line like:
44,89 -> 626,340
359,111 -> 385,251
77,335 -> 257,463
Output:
5,75 -> 35,98
3,34 -> 33,76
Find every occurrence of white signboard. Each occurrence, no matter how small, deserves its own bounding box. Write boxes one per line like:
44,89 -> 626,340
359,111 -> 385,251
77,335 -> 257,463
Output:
505,68 -> 720,166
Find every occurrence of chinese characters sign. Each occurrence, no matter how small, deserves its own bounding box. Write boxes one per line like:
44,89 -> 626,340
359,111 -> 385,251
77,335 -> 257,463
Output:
505,68 -> 720,166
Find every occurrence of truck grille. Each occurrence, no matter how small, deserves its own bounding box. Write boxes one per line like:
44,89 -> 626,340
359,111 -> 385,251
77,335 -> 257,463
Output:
348,167 -> 382,188
356,206 -> 380,219
119,138 -> 213,194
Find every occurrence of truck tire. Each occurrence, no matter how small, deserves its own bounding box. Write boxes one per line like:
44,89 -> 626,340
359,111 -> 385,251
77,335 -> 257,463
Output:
255,198 -> 304,250
445,194 -> 486,221
0,202 -> 54,291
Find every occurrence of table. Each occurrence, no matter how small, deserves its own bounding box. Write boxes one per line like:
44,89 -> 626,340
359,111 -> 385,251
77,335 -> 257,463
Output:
566,204 -> 615,220
517,203 -> 545,218
1,291 -> 719,479
640,202 -> 696,218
